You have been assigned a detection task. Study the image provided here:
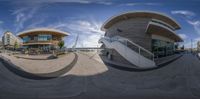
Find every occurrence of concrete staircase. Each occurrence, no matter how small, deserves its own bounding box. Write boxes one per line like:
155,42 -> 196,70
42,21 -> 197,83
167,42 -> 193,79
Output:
99,36 -> 156,69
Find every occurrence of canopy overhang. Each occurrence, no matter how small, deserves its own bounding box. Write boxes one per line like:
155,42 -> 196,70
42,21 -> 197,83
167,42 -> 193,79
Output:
17,28 -> 69,37
147,22 -> 183,42
102,11 -> 181,31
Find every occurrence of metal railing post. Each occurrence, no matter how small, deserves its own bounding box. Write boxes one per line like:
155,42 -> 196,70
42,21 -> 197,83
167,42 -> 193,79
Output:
106,36 -> 155,61
139,47 -> 141,55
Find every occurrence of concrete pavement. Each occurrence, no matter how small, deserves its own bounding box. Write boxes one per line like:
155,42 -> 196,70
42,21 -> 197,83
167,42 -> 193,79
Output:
0,53 -> 200,99
0,53 -> 75,74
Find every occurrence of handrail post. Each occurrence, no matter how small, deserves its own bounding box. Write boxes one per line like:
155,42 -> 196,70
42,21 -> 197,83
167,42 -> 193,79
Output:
110,35 -> 155,61
139,47 -> 141,54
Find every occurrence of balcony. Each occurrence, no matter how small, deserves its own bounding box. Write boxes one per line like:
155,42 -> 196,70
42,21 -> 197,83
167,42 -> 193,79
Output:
146,22 -> 183,42
151,19 -> 175,31
22,40 -> 59,46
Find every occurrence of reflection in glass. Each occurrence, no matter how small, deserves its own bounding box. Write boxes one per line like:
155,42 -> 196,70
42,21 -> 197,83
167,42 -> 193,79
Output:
152,39 -> 174,58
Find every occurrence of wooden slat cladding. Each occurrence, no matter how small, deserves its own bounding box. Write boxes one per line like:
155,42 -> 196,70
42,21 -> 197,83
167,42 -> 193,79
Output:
18,31 -> 66,38
103,12 -> 180,30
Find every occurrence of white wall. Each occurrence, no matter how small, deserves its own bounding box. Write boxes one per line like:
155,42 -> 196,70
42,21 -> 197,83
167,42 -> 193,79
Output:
3,32 -> 20,46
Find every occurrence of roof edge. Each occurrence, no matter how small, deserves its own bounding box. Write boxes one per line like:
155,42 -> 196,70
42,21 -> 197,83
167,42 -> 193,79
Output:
17,28 -> 70,36
101,11 -> 181,31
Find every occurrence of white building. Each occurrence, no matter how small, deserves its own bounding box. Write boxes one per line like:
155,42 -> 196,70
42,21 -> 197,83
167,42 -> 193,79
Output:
0,41 -> 3,49
2,31 -> 20,49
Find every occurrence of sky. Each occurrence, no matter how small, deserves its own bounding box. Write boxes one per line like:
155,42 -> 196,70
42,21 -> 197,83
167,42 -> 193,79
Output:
0,0 -> 200,48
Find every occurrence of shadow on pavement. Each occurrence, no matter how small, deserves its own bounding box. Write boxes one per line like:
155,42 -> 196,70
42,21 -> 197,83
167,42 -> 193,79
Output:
0,53 -> 78,80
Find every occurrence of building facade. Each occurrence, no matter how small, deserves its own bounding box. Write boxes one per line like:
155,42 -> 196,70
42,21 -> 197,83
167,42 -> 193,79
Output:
2,31 -> 20,49
0,41 -> 3,49
17,28 -> 69,52
99,11 -> 183,68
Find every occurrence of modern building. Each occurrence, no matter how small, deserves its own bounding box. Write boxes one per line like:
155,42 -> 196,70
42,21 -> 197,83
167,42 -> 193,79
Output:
17,28 -> 69,53
0,41 -> 3,49
99,11 -> 183,69
2,31 -> 20,49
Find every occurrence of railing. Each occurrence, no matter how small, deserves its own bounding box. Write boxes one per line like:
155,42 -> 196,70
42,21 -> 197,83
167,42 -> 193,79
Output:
23,40 -> 58,44
102,36 -> 154,61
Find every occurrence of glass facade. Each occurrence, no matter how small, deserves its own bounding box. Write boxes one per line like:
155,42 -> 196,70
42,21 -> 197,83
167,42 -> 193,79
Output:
22,34 -> 52,42
152,39 -> 175,58
20,32 -> 65,53
38,34 -> 52,41
22,36 -> 30,43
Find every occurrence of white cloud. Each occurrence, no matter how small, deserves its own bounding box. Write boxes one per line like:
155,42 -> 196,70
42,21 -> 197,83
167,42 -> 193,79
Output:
121,3 -> 138,6
186,20 -> 200,35
73,20 -> 103,34
120,2 -> 162,6
171,10 -> 200,35
68,20 -> 104,47
171,10 -> 195,19
145,3 -> 162,6
48,20 -> 103,34
26,19 -> 45,29
12,7 -> 27,15
47,19 -> 104,47
171,10 -> 200,48
37,0 -> 92,4
80,34 -> 102,47
0,21 -> 4,24
97,1 -> 113,5
0,20 -> 4,41
10,0 -> 91,5
0,27 -> 5,42
69,20 -> 104,47
183,37 -> 200,48
11,0 -> 113,6
178,33 -> 188,39
12,7 -> 40,32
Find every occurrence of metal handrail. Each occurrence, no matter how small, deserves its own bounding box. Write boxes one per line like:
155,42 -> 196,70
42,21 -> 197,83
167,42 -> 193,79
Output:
102,36 -> 154,60
114,36 -> 154,55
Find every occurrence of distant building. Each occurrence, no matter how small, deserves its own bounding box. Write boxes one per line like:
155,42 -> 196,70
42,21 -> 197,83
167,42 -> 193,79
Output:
2,31 -> 20,49
17,28 -> 69,52
197,41 -> 200,52
0,41 -> 3,49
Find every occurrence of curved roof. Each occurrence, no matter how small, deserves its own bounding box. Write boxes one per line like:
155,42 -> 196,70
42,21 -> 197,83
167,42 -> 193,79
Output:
17,28 -> 69,37
102,11 -> 181,31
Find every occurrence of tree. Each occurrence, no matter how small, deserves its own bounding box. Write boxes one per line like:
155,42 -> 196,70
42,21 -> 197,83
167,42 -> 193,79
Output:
58,40 -> 64,49
14,41 -> 19,50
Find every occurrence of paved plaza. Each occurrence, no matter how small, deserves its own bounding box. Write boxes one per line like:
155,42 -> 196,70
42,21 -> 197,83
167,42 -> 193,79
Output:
0,52 -> 200,99
0,53 -> 75,74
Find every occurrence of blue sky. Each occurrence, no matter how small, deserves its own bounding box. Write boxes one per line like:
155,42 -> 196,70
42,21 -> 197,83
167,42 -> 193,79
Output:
0,0 -> 200,48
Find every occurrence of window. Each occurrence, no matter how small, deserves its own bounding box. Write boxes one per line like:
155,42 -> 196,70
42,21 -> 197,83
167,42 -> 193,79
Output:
152,39 -> 175,58
38,34 -> 52,41
22,36 -> 30,43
